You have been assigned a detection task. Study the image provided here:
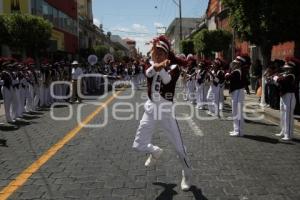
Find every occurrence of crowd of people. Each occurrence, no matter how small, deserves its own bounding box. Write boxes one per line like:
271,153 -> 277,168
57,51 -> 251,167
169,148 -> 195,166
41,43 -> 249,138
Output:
132,35 -> 300,191
180,54 -> 300,141
0,57 -> 149,125
1,34 -> 300,188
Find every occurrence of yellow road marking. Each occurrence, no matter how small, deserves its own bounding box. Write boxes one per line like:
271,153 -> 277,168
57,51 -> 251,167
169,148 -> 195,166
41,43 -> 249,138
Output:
0,91 -> 122,200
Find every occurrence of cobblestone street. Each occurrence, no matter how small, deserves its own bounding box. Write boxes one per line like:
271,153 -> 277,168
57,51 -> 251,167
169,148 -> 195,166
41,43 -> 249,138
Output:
0,88 -> 299,200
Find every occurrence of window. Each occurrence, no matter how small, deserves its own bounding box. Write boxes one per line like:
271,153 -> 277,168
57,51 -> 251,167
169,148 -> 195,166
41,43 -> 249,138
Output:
42,2 -> 48,16
53,8 -> 59,27
31,0 -> 43,15
59,11 -> 64,29
47,5 -> 53,22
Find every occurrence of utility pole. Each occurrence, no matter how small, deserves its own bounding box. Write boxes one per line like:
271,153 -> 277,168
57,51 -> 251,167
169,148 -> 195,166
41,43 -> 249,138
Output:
172,0 -> 182,41
179,0 -> 182,41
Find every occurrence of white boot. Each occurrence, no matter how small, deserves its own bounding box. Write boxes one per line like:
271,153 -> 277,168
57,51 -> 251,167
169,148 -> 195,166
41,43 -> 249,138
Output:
181,169 -> 191,191
275,131 -> 284,137
281,135 -> 291,141
229,131 -> 239,137
145,148 -> 163,167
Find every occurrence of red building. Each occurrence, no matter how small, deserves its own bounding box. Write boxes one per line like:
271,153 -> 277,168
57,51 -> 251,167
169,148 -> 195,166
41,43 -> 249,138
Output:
206,0 -> 297,60
31,0 -> 78,54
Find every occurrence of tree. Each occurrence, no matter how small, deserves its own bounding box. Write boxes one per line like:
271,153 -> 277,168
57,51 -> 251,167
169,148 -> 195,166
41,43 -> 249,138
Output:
222,0 -> 300,106
4,14 -> 52,55
193,29 -> 211,57
0,15 -> 11,45
113,50 -> 124,62
222,0 -> 300,63
94,45 -> 110,60
209,30 -> 232,53
193,29 -> 232,58
180,40 -> 194,55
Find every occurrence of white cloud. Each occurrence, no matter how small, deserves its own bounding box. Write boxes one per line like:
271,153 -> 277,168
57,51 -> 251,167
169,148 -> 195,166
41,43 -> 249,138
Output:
112,26 -> 130,32
132,24 -> 149,33
154,22 -> 164,28
93,18 -> 101,27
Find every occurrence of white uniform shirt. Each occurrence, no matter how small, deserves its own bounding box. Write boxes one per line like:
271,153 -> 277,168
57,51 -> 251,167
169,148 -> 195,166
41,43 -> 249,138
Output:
72,67 -> 83,80
146,62 -> 173,101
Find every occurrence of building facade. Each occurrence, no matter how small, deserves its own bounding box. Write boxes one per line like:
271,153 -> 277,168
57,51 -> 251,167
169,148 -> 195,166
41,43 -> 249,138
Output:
0,0 -> 79,57
205,0 -> 299,61
32,0 -> 78,55
123,38 -> 137,58
166,18 -> 201,54
77,0 -> 96,50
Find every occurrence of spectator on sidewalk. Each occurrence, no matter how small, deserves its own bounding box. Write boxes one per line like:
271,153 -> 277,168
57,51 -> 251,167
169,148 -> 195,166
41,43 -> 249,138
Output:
71,61 -> 83,103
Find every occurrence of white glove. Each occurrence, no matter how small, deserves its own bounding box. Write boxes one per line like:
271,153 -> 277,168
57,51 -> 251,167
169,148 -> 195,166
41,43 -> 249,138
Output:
273,76 -> 279,82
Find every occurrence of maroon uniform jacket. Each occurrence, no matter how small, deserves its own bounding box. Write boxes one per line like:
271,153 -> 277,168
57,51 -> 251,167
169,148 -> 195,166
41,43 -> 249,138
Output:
226,68 -> 246,93
146,64 -> 181,102
277,73 -> 296,96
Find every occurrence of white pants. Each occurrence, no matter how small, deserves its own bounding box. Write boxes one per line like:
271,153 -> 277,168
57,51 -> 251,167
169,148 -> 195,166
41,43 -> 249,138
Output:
133,98 -> 191,172
33,85 -> 40,107
39,85 -> 45,107
187,80 -> 196,102
207,85 -> 220,115
280,93 -> 296,139
196,83 -> 206,108
219,84 -> 224,110
19,87 -> 26,116
1,87 -> 14,122
12,87 -> 21,119
231,89 -> 245,135
132,76 -> 139,90
25,84 -> 34,112
15,87 -> 23,118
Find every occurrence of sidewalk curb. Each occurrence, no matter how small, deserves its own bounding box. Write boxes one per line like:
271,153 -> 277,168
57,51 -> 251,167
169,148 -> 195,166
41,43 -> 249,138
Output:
262,107 -> 300,132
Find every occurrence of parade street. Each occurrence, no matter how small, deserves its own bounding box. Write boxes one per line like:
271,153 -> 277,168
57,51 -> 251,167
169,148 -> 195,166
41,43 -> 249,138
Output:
0,87 -> 299,200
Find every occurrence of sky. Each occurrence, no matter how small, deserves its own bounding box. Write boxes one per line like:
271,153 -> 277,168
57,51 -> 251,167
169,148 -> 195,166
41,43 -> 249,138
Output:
92,0 -> 209,55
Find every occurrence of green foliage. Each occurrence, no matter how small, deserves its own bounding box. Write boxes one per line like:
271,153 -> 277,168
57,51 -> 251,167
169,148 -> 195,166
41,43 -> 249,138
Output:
209,30 -> 232,52
193,29 -> 210,56
0,15 -> 10,45
0,14 -> 52,54
113,50 -> 123,62
222,0 -> 300,56
180,40 -> 195,55
94,45 -> 110,60
193,29 -> 232,57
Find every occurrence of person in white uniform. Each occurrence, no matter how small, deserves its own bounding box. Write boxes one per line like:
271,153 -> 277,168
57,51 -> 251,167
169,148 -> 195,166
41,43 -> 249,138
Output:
273,58 -> 298,141
225,55 -> 251,136
132,35 -> 192,191
195,61 -> 208,110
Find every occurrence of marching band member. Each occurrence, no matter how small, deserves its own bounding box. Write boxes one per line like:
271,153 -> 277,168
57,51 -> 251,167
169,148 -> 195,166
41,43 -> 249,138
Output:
225,55 -> 251,137
1,61 -> 15,123
206,59 -> 224,117
273,58 -> 298,141
186,55 -> 197,104
132,35 -> 192,191
132,61 -> 141,90
195,61 -> 208,110
218,60 -> 226,112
